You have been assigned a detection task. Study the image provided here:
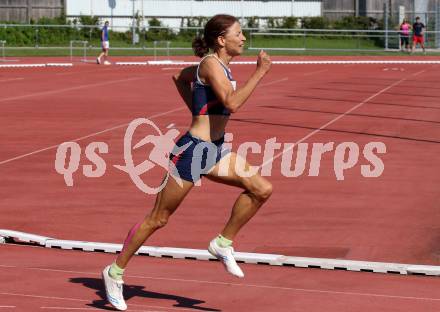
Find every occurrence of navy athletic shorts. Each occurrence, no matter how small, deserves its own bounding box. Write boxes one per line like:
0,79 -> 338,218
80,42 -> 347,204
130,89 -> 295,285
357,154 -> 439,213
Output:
169,132 -> 230,183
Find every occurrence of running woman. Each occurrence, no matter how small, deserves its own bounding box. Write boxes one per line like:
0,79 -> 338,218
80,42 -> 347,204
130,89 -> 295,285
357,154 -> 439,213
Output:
97,21 -> 111,65
399,18 -> 411,52
102,14 -> 272,311
412,16 -> 426,54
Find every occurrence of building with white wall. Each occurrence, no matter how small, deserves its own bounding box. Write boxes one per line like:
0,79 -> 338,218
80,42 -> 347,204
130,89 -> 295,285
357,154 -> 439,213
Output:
66,0 -> 323,29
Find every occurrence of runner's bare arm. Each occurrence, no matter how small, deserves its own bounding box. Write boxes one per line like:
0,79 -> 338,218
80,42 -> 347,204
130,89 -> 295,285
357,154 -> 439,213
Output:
173,65 -> 197,112
200,50 -> 271,113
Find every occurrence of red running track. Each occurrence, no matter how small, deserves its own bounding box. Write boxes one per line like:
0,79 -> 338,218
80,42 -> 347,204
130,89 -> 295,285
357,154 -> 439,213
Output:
1,56 -> 439,311
2,244 -> 440,312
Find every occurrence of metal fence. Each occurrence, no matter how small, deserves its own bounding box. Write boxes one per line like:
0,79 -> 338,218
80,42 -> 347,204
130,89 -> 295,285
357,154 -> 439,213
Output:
1,23 -> 439,58
248,28 -> 440,51
384,2 -> 440,49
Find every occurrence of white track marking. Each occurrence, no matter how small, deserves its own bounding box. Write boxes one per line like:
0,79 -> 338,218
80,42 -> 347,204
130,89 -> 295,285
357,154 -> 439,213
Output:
149,60 -> 440,65
303,69 -> 328,76
55,67 -> 115,76
0,265 -> 439,302
0,76 -> 146,104
1,293 -> 199,311
0,76 -> 288,166
259,69 -> 427,168
259,77 -> 289,87
0,293 -> 85,303
258,70 -> 328,87
125,274 -> 440,302
0,107 -> 184,166
0,78 -> 24,83
41,307 -> 166,312
412,69 -> 426,77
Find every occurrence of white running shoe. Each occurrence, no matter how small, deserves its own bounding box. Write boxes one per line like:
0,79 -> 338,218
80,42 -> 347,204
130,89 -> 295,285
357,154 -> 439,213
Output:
208,239 -> 244,278
103,60 -> 111,65
96,57 -> 101,64
102,265 -> 127,311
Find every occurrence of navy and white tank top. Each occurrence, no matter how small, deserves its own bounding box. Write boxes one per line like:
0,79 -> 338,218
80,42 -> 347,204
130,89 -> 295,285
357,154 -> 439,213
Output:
191,55 -> 236,116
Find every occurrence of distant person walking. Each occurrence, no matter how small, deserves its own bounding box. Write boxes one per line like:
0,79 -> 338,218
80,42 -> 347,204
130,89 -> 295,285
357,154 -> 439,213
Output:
97,21 -> 111,65
399,18 -> 411,52
412,16 -> 426,54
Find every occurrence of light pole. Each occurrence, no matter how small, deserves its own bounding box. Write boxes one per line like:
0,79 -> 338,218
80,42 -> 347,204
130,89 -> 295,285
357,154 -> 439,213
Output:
141,0 -> 144,29
240,0 -> 244,26
436,0 -> 440,48
132,0 -> 136,45
384,2 -> 389,50
109,0 -> 116,27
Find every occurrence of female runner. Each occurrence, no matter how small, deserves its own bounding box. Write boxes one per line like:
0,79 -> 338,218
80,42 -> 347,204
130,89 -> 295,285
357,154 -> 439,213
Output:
102,14 -> 272,311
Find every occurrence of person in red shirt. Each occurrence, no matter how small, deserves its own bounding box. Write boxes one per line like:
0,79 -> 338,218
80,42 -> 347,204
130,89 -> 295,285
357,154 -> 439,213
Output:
411,16 -> 426,54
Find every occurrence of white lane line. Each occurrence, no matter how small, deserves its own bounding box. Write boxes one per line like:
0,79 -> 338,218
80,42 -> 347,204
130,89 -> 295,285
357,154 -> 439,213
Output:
412,69 -> 427,77
0,266 -> 439,302
55,67 -> 115,76
259,70 -> 328,87
41,307 -> 166,312
0,76 -> 145,104
259,77 -> 288,87
127,274 -> 440,302
259,69 -> 427,168
1,293 -> 198,311
0,107 -> 184,166
0,292 -> 84,303
303,69 -> 328,76
0,78 -> 24,83
0,306 -> 16,308
0,76 -> 288,166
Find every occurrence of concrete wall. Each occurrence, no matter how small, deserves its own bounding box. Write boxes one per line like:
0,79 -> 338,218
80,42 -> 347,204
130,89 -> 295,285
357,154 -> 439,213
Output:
65,0 -> 322,29
0,0 -> 437,26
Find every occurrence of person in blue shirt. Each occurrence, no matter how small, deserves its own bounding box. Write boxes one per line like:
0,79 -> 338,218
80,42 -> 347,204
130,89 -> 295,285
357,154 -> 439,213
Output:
411,16 -> 426,54
97,21 -> 111,65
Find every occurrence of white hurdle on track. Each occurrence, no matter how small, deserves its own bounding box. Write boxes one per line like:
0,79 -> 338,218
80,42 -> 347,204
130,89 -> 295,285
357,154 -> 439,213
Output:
69,40 -> 95,63
1,229 -> 439,277
0,63 -> 72,68
3,59 -> 440,68
146,60 -> 440,66
0,40 -> 18,63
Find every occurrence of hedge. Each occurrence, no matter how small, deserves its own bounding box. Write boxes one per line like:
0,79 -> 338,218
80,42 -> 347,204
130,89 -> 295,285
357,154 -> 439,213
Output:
0,15 -> 385,46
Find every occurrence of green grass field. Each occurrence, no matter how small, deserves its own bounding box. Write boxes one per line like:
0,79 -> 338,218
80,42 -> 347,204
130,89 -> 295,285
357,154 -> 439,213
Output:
249,35 -> 384,50
2,37 -> 439,58
4,47 -> 438,58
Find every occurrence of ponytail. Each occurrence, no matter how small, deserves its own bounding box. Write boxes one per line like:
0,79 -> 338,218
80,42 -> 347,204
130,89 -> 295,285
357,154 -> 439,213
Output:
192,37 -> 209,58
